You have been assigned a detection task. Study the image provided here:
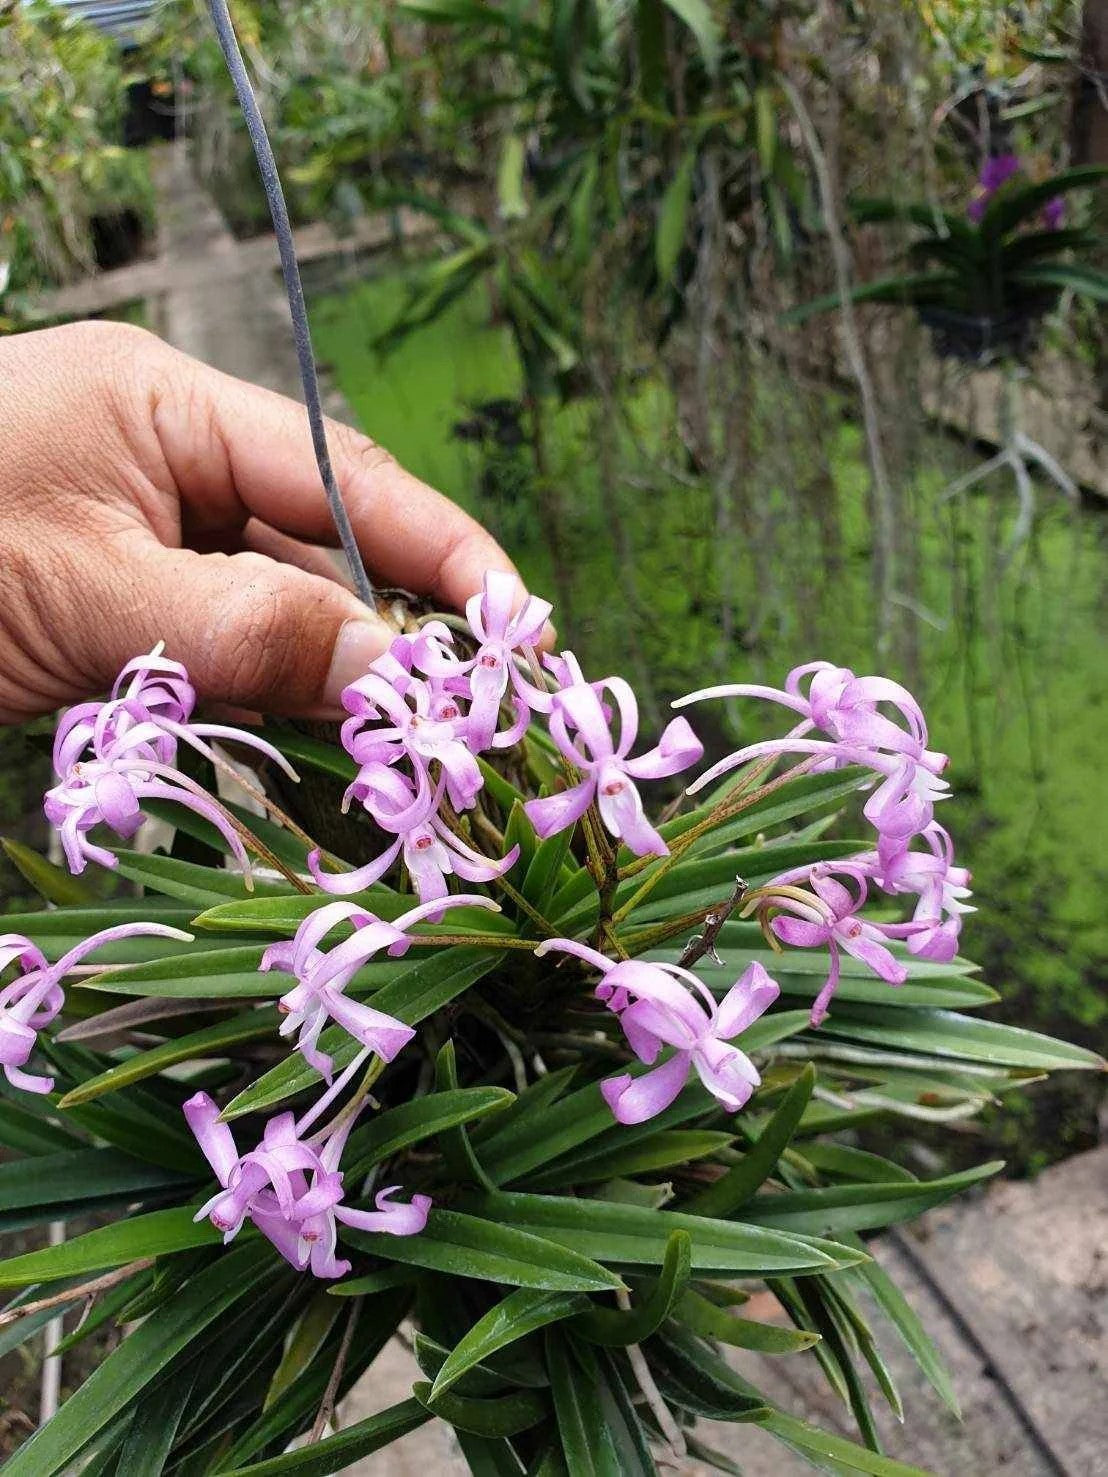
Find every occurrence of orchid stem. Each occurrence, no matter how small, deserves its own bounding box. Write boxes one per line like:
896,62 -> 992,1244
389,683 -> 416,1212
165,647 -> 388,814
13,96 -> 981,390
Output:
207,0 -> 375,611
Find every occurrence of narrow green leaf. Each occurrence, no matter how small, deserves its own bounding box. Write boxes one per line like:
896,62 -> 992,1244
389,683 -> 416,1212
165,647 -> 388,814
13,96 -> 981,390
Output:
676,1286 -> 819,1353
818,1007 -> 1105,1071
343,1087 -> 515,1178
57,1008 -> 280,1106
655,150 -> 695,285
685,1063 -> 815,1216
648,1323 -> 770,1423
335,1208 -> 626,1294
571,1229 -> 690,1345
839,1234 -> 959,1416
432,1288 -> 585,1398
415,1380 -> 546,1438
0,1207 -> 219,1288
201,1397 -> 429,1476
79,944 -> 273,998
115,1361 -> 199,1476
1,837 -> 95,904
741,1161 -> 1003,1233
757,1408 -> 932,1476
658,0 -> 719,71
436,1041 -> 497,1188
3,1244 -> 273,1477
0,1148 -> 193,1227
545,1331 -> 622,1476
521,1129 -> 732,1190
264,1291 -> 341,1411
457,1191 -> 862,1275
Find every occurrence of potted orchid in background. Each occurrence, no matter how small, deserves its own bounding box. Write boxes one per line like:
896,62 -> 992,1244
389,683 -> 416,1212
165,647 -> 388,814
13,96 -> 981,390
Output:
786,153 -> 1108,363
0,576 -> 1101,1477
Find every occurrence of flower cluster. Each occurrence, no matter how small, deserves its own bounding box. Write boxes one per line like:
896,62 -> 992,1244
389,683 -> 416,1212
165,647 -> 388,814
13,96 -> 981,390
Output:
45,646 -> 297,880
17,585 -> 970,1282
1,923 -> 191,1093
310,572 -> 703,905
677,661 -> 972,1023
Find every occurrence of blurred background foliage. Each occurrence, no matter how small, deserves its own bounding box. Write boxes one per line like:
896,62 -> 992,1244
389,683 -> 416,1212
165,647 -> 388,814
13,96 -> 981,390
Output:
0,0 -> 1104,1173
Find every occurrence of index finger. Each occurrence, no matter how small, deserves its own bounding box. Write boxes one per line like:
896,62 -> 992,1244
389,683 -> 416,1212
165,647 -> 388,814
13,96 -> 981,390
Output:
152,349 -> 521,615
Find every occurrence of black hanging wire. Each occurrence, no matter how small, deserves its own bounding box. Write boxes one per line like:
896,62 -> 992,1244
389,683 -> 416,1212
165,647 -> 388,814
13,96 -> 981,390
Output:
206,0 -> 376,612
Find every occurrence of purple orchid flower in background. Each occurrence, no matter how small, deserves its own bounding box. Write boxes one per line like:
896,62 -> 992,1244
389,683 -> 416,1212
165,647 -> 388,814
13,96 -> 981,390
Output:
1,922 -> 191,1093
967,152 -> 1021,222
46,647 -> 297,879
184,1092 -> 429,1279
535,939 -> 779,1123
525,677 -> 702,857
762,863 -> 908,1025
260,895 -> 499,1077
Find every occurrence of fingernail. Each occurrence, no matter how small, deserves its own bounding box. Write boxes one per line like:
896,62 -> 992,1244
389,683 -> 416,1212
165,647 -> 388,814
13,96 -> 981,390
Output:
323,619 -> 389,710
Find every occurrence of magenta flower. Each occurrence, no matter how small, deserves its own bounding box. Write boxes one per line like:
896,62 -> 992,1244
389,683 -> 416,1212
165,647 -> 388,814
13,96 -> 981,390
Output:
260,895 -> 499,1077
1041,195 -> 1065,231
535,940 -> 779,1123
764,864 -> 907,1025
46,647 -> 297,878
309,767 -> 518,914
184,1093 -> 429,1279
967,153 -> 1021,222
525,678 -> 702,857
340,669 -> 482,813
1,922 -> 192,1093
676,661 -> 947,843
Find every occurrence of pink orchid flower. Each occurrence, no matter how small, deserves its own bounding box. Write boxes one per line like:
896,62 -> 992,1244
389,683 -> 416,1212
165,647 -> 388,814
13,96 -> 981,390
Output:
46,647 -> 297,878
184,1092 -> 429,1279
764,863 -> 908,1025
675,661 -> 947,843
340,669 -> 482,812
535,939 -> 779,1124
525,677 -> 702,857
1,922 -> 192,1093
309,767 -> 518,915
873,823 -> 973,962
260,895 -> 499,1077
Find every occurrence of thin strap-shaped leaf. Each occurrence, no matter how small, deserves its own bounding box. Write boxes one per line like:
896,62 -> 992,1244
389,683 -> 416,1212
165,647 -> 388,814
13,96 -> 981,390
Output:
3,1243 -> 274,1477
571,1231 -> 690,1346
433,1287 -> 587,1398
675,1286 -> 819,1354
685,1063 -> 815,1217
414,1379 -> 547,1438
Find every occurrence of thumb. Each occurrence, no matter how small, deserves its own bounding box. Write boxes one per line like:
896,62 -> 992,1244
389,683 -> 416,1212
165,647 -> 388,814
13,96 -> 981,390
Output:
132,545 -> 394,715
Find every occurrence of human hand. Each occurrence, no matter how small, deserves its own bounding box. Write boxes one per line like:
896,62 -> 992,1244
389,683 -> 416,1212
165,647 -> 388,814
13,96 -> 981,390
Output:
0,321 -> 520,724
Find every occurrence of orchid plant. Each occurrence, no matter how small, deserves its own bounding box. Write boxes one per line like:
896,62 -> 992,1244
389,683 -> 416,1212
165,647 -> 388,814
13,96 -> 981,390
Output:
1,571 -> 1101,1477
